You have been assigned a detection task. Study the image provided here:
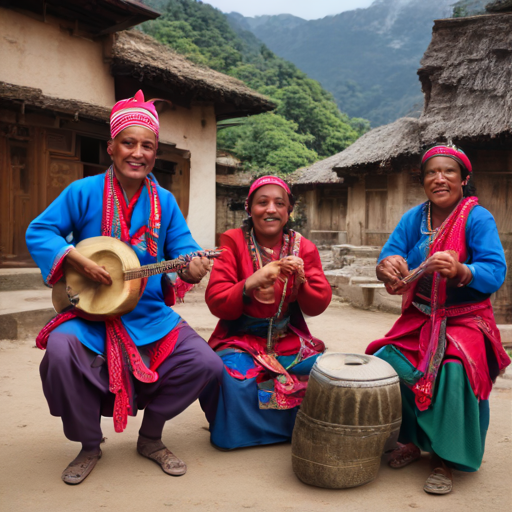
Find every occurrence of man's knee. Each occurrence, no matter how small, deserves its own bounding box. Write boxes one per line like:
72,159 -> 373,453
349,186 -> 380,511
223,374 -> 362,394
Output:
45,332 -> 75,366
195,346 -> 224,383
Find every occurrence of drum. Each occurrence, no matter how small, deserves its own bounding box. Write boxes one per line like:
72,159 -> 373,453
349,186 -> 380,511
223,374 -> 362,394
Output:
52,237 -> 142,317
291,352 -> 401,489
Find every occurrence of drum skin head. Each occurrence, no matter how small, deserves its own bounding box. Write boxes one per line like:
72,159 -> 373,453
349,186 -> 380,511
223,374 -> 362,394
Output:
314,352 -> 398,383
55,236 -> 142,317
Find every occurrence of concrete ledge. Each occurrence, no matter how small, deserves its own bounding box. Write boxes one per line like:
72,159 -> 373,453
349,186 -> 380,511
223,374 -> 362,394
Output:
325,273 -> 401,314
0,269 -> 46,291
498,325 -> 512,347
0,309 -> 55,340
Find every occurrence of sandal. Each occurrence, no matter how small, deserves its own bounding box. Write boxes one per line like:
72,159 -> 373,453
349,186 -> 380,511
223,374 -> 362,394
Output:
61,449 -> 102,485
137,436 -> 187,476
424,467 -> 453,495
388,442 -> 421,469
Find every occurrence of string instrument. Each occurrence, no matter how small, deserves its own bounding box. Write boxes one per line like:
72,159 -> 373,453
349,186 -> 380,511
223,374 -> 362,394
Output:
52,236 -> 221,317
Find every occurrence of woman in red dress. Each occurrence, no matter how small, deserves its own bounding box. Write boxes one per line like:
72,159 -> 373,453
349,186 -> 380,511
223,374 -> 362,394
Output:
205,176 -> 332,449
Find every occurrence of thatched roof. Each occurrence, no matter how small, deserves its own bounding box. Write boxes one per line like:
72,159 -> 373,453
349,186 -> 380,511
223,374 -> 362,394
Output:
111,31 -> 276,118
216,172 -> 254,187
332,118 -> 421,178
287,154 -> 343,185
418,13 -> 512,143
486,0 -> 512,12
3,0 -> 160,36
293,12 -> 512,183
0,81 -> 110,122
216,154 -> 242,169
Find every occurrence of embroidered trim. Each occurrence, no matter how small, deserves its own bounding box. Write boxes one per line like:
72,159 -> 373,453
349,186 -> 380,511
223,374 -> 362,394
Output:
46,245 -> 74,287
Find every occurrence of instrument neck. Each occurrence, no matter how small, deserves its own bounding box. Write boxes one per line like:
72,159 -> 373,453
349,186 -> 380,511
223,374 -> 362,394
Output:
124,258 -> 185,281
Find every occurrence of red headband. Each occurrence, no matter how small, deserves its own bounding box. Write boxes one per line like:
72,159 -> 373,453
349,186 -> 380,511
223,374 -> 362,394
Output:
245,176 -> 292,214
110,90 -> 159,140
422,145 -> 472,174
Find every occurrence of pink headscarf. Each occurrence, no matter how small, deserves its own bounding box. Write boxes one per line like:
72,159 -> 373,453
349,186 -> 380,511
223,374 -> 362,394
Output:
110,90 -> 159,140
245,176 -> 293,214
421,144 -> 472,174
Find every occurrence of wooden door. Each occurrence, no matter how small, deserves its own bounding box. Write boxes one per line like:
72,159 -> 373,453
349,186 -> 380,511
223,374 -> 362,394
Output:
477,172 -> 512,323
0,129 -> 39,264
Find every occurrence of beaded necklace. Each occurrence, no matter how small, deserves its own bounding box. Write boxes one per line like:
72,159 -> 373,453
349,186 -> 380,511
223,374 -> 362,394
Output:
426,201 -> 439,247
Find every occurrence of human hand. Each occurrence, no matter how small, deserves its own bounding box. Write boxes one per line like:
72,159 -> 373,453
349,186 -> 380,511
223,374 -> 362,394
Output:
280,256 -> 306,284
66,249 -> 112,286
423,251 -> 460,279
376,255 -> 409,285
182,256 -> 211,283
245,261 -> 282,293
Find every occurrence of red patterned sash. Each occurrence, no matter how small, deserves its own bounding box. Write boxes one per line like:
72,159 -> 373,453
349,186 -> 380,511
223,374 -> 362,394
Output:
410,197 -> 479,411
36,311 -> 179,432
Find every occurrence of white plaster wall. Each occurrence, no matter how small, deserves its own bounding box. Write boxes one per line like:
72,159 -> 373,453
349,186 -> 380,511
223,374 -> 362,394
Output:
0,8 -> 115,107
158,103 -> 217,248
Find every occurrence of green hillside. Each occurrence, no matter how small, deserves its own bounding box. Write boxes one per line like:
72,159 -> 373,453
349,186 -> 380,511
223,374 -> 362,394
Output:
140,0 -> 369,174
228,0 -> 455,127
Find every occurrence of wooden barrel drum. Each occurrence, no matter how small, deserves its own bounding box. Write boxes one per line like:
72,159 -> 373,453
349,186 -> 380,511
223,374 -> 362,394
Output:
291,352 -> 401,489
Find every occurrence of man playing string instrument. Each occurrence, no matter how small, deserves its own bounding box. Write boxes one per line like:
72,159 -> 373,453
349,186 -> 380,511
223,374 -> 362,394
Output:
26,90 -> 223,484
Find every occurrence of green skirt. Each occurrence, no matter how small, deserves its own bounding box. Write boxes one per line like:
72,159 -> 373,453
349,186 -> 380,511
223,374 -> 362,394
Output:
376,345 -> 489,472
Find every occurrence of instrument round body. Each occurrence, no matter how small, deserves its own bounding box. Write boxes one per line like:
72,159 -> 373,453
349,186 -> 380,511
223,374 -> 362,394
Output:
291,352 -> 401,489
52,236 -> 142,318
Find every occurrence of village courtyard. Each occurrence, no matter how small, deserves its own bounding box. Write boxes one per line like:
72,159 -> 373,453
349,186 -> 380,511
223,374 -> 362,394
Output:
1,290 -> 510,512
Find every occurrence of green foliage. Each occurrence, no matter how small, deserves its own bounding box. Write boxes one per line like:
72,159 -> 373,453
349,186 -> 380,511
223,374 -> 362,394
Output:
452,0 -> 487,17
218,113 -> 318,174
141,0 -> 369,174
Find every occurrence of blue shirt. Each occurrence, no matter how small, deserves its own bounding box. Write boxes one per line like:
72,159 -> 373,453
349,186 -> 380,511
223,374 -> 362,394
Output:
26,172 -> 201,354
379,202 -> 506,303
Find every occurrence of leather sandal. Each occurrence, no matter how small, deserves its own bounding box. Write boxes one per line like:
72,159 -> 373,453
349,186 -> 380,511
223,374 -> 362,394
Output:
424,467 -> 453,495
388,442 -> 421,469
61,449 -> 102,485
137,436 -> 187,476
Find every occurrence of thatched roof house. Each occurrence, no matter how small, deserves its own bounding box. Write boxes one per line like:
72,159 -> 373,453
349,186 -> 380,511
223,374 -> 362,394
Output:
111,30 -> 275,120
290,10 -> 512,322
288,153 -> 343,185
1,30 -> 275,124
418,13 -> 512,144
0,0 -> 274,262
294,12 -> 512,181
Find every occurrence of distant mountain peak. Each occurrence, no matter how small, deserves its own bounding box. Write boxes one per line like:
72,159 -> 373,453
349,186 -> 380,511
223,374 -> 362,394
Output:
227,0 -> 455,127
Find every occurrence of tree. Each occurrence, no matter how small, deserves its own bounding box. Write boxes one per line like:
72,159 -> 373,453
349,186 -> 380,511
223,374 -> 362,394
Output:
141,0 -> 370,173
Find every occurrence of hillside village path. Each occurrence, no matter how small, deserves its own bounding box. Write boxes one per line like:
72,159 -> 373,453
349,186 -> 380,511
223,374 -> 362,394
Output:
1,298 -> 511,512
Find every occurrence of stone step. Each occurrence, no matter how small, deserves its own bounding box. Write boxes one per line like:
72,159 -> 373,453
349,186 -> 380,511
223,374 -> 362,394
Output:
0,268 -> 46,292
0,289 -> 55,340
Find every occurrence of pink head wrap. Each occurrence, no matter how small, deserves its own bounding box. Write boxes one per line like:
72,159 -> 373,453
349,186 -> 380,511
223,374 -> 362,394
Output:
421,144 -> 472,174
110,90 -> 159,140
245,175 -> 293,214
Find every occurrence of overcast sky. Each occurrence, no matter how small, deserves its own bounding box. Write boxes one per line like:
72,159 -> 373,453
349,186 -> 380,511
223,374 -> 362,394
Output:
203,0 -> 376,20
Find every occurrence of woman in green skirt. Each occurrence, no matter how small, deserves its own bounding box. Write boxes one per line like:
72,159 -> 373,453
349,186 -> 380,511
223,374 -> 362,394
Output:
367,144 -> 510,494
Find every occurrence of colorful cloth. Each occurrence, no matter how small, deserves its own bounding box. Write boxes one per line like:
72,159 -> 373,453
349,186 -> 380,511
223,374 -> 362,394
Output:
244,175 -> 293,214
110,89 -> 159,140
398,362 -> 489,472
422,144 -> 472,173
366,199 -> 510,467
26,170 -> 202,432
206,227 -> 331,448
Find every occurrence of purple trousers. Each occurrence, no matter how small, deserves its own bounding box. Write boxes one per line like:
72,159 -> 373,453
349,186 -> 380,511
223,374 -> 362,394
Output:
39,322 -> 223,450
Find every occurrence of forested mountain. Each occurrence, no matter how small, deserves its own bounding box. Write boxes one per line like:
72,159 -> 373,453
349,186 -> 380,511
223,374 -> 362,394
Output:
226,0 -> 455,127
140,0 -> 369,174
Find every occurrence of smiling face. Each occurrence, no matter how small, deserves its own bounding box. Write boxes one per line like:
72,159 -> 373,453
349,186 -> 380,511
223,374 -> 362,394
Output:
422,156 -> 465,211
249,184 -> 290,243
107,126 -> 157,185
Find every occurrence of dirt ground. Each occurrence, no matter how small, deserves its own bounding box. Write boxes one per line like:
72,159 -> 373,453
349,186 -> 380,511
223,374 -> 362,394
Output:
1,299 -> 511,512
